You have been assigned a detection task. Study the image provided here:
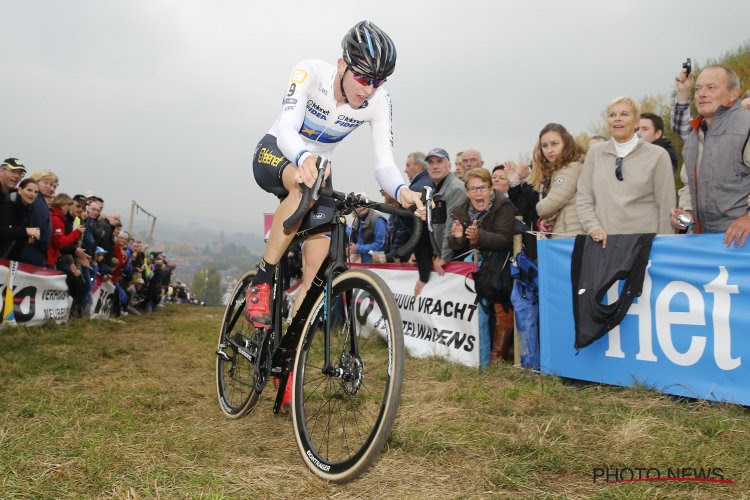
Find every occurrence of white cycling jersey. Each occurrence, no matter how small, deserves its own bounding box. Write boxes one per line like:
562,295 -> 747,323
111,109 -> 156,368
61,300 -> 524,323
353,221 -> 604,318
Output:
268,59 -> 405,199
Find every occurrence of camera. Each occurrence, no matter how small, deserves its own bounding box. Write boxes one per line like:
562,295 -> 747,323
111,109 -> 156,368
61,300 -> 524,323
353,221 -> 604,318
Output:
682,57 -> 692,77
676,212 -> 693,230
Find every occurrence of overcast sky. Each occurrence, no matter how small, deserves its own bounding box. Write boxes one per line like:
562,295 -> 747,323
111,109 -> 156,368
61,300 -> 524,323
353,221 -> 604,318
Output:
2,1 -> 749,237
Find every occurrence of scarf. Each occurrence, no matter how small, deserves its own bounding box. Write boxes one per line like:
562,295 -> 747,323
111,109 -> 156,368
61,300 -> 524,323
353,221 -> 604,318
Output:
468,191 -> 496,225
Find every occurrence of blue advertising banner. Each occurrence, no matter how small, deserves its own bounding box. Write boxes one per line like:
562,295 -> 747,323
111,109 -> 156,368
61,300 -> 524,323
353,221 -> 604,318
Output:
538,234 -> 750,405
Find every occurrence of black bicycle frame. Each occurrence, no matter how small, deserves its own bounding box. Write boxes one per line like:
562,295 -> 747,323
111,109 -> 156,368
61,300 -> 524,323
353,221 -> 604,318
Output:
268,203 -> 348,414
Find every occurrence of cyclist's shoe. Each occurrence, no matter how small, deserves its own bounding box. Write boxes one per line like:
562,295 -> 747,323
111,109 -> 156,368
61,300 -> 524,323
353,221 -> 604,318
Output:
281,372 -> 293,415
244,283 -> 271,328
272,372 -> 293,415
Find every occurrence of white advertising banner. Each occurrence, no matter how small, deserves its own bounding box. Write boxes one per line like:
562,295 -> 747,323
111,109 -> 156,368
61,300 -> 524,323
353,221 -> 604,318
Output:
90,278 -> 116,319
352,262 -> 480,368
0,259 -> 73,327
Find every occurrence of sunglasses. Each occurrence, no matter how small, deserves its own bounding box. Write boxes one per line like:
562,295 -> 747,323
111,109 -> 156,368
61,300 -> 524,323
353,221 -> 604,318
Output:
348,66 -> 386,89
615,157 -> 624,181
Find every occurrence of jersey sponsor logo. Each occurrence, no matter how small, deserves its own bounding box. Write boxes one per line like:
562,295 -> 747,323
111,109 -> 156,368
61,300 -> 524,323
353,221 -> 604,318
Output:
257,147 -> 285,167
306,100 -> 329,121
283,97 -> 297,105
335,114 -> 364,129
291,68 -> 308,84
319,87 -> 328,95
299,118 -> 353,144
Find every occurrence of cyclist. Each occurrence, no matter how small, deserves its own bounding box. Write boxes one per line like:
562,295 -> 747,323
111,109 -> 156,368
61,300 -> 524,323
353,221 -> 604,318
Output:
246,20 -> 425,328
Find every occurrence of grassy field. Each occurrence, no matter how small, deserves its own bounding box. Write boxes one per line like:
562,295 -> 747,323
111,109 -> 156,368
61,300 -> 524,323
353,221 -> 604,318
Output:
1,305 -> 748,498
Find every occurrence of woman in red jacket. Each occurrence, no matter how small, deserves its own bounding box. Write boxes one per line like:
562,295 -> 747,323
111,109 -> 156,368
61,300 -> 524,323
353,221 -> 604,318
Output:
47,193 -> 85,268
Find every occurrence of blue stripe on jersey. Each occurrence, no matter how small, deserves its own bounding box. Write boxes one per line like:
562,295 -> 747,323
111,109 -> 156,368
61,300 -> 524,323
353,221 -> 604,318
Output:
299,118 -> 353,144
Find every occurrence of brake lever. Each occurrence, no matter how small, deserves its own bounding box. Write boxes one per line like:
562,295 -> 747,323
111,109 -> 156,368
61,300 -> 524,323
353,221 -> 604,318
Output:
310,158 -> 328,202
422,186 -> 434,232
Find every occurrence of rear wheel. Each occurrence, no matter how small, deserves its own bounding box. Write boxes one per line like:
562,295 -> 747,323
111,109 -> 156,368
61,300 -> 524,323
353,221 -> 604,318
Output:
292,268 -> 404,482
216,270 -> 263,418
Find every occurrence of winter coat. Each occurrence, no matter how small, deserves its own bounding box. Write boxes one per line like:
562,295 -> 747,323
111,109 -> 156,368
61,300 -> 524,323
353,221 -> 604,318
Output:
535,160 -> 585,238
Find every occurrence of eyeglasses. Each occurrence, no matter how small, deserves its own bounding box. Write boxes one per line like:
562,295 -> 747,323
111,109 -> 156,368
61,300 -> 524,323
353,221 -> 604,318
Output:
467,185 -> 491,193
615,157 -> 624,181
348,66 -> 386,88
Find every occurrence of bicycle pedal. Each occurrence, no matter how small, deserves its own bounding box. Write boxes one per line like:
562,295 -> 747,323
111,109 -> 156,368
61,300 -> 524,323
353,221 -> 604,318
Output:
216,345 -> 231,362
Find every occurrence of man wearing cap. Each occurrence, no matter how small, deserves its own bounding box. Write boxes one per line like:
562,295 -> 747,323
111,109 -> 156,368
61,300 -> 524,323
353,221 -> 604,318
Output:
413,148 -> 467,295
0,158 -> 29,259
0,158 -> 26,196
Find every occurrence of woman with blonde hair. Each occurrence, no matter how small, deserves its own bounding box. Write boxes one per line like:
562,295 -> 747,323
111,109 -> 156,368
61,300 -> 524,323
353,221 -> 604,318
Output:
576,96 -> 675,247
29,169 -> 58,207
529,123 -> 587,238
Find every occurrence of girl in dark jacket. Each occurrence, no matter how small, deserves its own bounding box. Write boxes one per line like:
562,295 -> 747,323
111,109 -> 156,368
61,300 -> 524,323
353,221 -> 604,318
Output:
0,179 -> 41,260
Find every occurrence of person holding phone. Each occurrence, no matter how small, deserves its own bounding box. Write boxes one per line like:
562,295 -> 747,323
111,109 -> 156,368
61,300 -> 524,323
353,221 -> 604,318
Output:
670,63 -> 750,246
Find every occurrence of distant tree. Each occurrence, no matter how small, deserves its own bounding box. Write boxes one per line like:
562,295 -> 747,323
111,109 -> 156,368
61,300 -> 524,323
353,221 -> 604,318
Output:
575,132 -> 592,150
192,267 -> 222,306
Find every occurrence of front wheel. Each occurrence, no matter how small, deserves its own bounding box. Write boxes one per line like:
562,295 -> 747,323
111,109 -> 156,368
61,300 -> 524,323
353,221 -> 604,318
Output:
292,268 -> 404,483
216,270 -> 263,419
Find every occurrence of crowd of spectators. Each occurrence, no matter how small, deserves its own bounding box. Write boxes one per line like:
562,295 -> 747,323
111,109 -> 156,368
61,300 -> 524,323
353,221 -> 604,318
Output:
0,163 -> 178,320
350,63 -> 750,368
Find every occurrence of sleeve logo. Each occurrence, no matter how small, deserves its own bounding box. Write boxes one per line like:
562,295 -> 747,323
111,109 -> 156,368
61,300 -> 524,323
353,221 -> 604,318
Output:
291,68 -> 308,84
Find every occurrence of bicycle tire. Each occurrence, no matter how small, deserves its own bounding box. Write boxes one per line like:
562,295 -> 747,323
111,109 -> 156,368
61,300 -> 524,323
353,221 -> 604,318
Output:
292,268 -> 404,482
216,269 -> 263,418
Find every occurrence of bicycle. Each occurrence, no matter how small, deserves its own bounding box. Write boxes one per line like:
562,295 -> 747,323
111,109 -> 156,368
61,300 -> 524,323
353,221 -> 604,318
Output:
215,159 -> 423,482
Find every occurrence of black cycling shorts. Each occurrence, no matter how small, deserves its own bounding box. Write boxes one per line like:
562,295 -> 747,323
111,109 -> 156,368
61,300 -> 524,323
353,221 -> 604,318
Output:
251,134 -> 334,232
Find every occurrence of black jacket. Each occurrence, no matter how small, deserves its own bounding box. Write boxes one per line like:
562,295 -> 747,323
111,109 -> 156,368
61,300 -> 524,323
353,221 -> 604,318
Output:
18,194 -> 51,267
652,136 -> 679,172
0,190 -> 26,260
571,233 -> 656,349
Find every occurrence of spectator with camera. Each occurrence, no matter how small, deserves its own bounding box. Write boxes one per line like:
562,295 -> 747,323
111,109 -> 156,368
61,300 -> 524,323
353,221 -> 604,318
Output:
577,96 -> 675,247
529,123 -> 587,238
670,64 -> 750,246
